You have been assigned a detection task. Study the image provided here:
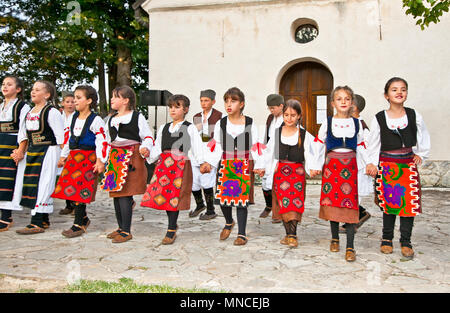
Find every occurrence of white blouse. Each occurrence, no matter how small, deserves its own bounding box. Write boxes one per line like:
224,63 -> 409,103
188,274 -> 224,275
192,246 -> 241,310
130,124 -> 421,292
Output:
61,115 -> 110,163
148,120 -> 205,167
0,98 -> 31,140
18,106 -> 64,145
366,109 -> 431,165
206,116 -> 265,169
107,111 -> 154,152
311,117 -> 369,171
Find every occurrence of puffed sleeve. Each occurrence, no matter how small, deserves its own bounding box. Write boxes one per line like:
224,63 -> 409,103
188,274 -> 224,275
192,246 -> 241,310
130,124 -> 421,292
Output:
310,121 -> 327,170
250,123 -> 265,169
147,124 -> 164,164
366,117 -> 381,166
204,120 -> 223,168
48,108 -> 65,145
303,130 -> 318,176
17,103 -> 31,144
138,113 -> 155,152
413,110 -> 431,162
356,120 -> 370,170
187,123 -> 205,165
90,116 -> 110,163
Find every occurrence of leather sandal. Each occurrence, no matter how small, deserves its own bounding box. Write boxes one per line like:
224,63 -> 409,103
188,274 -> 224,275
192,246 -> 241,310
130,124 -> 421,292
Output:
107,228 -> 122,239
62,224 -> 85,238
219,220 -> 235,240
401,246 -> 414,259
345,248 -> 356,262
0,219 -> 13,232
199,212 -> 217,220
287,235 -> 298,248
189,206 -> 206,218
112,231 -> 133,243
380,240 -> 393,254
233,235 -> 248,246
280,236 -> 289,245
16,224 -> 45,235
162,228 -> 177,245
259,207 -> 271,218
330,239 -> 340,252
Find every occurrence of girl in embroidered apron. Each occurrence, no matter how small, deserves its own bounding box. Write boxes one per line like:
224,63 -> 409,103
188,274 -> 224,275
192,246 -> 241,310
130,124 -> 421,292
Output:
141,94 -> 206,245
52,85 -> 109,238
101,86 -> 154,243
264,99 -> 316,248
366,77 -> 430,259
205,87 -> 266,246
15,80 -> 65,235
0,76 -> 30,232
311,86 -> 369,262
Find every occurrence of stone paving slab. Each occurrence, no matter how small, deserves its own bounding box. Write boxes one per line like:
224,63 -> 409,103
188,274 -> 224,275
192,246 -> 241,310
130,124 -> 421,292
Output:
0,185 -> 449,293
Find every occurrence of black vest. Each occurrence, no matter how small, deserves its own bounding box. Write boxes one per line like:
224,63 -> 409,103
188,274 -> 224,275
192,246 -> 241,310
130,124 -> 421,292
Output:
0,99 -> 27,133
376,108 -> 417,151
69,111 -> 97,150
220,116 -> 253,157
274,124 -> 306,163
108,111 -> 141,142
161,121 -> 192,153
26,104 -> 58,146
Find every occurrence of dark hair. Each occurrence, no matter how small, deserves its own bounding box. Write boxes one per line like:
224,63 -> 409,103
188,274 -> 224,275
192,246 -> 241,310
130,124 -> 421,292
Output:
75,85 -> 98,110
36,80 -> 56,104
384,77 -> 408,95
354,94 -> 366,113
167,94 -> 190,109
223,87 -> 245,113
112,85 -> 136,110
3,75 -> 25,100
283,99 -> 303,147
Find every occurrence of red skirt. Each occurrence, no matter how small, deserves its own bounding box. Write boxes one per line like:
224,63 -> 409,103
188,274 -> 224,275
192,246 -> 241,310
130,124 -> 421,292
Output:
320,151 -> 358,210
141,151 -> 192,211
52,150 -> 98,203
273,162 -> 306,215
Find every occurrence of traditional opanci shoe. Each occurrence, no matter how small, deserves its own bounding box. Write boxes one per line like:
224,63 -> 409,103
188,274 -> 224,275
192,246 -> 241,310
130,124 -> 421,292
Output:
112,231 -> 133,243
330,239 -> 340,252
16,224 -> 45,235
233,235 -> 248,246
0,219 -> 13,232
380,240 -> 393,254
401,246 -> 414,259
345,248 -> 356,262
219,220 -> 235,241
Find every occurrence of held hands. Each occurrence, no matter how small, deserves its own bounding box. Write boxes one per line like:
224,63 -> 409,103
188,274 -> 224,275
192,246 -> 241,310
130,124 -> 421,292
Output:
413,155 -> 423,166
93,159 -> 105,174
139,147 -> 150,158
309,170 -> 321,178
200,162 -> 212,174
57,157 -> 67,168
10,149 -> 25,166
365,164 -> 378,178
253,169 -> 265,177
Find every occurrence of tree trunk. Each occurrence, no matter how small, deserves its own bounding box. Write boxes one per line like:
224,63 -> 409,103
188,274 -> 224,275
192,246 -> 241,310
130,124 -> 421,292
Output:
116,44 -> 132,87
96,34 -> 107,117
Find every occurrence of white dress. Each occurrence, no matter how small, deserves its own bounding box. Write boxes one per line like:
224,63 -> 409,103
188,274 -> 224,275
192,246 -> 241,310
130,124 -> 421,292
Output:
17,106 -> 64,215
261,115 -> 283,191
0,98 -> 31,211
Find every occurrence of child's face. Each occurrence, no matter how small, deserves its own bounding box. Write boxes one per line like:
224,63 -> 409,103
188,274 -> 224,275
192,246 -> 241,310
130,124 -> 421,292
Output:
200,97 -> 215,112
268,104 -> 284,117
1,77 -> 21,99
62,96 -> 76,113
74,90 -> 91,113
224,97 -> 244,115
169,102 -> 188,121
30,82 -> 50,105
110,92 -> 129,111
283,107 -> 301,127
385,81 -> 408,105
332,90 -> 353,115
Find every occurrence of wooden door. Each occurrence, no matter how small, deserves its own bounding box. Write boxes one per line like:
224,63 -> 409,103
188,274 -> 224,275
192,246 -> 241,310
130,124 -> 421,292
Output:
279,62 -> 333,136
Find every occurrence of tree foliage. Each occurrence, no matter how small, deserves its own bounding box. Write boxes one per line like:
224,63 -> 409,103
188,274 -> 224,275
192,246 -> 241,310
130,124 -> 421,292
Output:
403,0 -> 450,29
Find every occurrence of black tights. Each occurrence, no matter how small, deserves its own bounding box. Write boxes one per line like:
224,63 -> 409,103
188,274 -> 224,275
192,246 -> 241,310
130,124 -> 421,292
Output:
220,205 -> 248,237
382,213 -> 414,248
283,220 -> 298,236
0,209 -> 12,221
113,196 -> 134,233
165,211 -> 179,238
331,221 -> 356,249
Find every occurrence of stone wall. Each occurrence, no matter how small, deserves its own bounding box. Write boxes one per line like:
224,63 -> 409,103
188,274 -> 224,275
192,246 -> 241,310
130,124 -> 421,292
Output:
419,161 -> 450,187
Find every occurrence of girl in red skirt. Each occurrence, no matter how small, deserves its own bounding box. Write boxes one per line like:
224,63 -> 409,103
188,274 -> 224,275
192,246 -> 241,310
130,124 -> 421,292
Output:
264,99 -> 316,248
311,86 -> 369,262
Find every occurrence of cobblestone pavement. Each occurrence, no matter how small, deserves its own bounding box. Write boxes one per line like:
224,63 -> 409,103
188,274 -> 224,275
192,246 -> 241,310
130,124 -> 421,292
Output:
0,184 -> 449,293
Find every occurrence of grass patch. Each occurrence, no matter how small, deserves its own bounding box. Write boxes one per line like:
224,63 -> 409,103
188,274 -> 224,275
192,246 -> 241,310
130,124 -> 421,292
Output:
17,289 -> 35,293
66,278 -> 224,293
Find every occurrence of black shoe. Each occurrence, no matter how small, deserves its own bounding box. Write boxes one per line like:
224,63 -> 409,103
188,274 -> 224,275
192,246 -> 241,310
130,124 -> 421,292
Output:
357,211 -> 371,229
199,212 -> 217,220
189,206 -> 206,218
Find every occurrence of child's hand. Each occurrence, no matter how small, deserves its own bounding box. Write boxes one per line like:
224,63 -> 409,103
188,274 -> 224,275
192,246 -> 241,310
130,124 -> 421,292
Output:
254,169 -> 265,177
200,162 -> 211,174
139,147 -> 150,158
309,170 -> 321,178
93,159 -> 105,173
57,157 -> 67,168
366,164 -> 378,177
10,149 -> 25,165
413,155 -> 423,166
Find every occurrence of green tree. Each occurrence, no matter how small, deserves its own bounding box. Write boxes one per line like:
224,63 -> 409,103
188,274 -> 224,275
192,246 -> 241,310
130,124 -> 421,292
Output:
403,0 -> 450,29
0,0 -> 149,116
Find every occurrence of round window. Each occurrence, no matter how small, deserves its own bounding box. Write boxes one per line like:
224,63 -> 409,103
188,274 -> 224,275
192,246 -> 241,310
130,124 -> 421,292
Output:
295,24 -> 319,44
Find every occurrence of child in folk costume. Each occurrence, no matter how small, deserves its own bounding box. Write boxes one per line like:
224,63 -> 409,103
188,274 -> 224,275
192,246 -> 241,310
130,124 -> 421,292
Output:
264,99 -> 315,248
141,94 -> 206,244
366,77 -> 430,259
310,86 -> 369,262
58,92 -> 76,215
259,94 -> 284,223
0,76 -> 31,231
52,85 -> 108,238
15,80 -> 64,234
102,86 -> 154,243
189,89 -> 222,220
205,87 -> 266,246
340,94 -> 372,233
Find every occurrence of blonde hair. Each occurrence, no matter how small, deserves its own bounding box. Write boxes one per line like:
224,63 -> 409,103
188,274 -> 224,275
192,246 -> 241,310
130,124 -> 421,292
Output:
330,85 -> 354,102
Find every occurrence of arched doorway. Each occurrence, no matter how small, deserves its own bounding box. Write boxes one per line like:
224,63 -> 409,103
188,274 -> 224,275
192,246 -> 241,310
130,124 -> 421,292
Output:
279,61 -> 333,136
